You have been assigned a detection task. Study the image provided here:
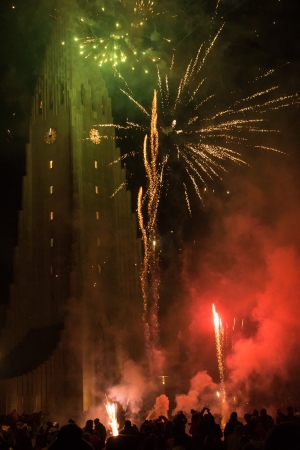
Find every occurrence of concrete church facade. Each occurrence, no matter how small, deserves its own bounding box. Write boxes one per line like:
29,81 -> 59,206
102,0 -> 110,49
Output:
0,1 -> 143,416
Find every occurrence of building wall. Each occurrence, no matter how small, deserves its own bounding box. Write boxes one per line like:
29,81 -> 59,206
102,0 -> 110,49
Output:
0,2 -> 143,416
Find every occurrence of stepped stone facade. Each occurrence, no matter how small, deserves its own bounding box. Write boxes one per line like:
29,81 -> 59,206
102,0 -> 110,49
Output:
0,2 -> 143,416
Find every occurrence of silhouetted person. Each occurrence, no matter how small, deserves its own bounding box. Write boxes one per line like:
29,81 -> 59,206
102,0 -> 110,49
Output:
49,423 -> 93,450
94,419 -> 106,443
259,408 -> 274,432
119,420 -> 139,436
224,413 -> 243,439
83,421 -> 94,436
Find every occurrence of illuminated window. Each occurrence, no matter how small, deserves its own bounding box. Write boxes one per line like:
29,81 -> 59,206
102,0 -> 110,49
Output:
97,237 -> 100,246
94,160 -> 98,169
96,211 -> 99,219
95,186 -> 98,194
50,238 -> 54,247
50,186 -> 53,194
98,264 -> 101,273
50,212 -> 54,220
50,160 -> 53,169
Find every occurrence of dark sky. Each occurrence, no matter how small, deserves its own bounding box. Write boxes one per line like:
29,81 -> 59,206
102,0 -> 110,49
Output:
0,0 -> 299,305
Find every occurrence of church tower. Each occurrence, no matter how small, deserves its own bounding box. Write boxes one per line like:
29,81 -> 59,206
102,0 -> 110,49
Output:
0,0 -> 143,416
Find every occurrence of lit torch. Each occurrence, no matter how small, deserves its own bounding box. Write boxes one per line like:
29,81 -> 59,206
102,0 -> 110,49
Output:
105,398 -> 119,436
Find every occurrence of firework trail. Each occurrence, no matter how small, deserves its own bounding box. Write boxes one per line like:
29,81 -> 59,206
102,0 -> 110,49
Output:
105,397 -> 119,436
138,90 -> 166,376
212,304 -> 227,427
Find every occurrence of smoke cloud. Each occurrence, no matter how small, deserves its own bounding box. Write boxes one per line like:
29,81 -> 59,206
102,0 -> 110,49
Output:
108,360 -> 156,423
175,146 -> 300,409
146,394 -> 169,420
174,371 -> 221,417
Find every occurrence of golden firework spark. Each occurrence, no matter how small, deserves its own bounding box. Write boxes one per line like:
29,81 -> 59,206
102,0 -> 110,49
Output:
137,91 -> 166,375
105,398 -> 119,436
212,304 -> 227,427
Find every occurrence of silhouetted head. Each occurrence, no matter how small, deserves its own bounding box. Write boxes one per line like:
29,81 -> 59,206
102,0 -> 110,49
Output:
85,420 -> 93,429
230,412 -> 238,421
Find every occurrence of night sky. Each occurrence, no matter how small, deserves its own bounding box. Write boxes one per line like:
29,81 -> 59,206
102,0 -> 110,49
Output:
0,0 -> 299,404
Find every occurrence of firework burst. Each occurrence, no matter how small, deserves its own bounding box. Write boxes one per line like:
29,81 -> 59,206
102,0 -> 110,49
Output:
76,0 -> 172,72
111,25 -> 298,213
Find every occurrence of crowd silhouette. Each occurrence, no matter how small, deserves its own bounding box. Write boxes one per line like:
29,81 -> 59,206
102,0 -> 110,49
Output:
0,406 -> 299,450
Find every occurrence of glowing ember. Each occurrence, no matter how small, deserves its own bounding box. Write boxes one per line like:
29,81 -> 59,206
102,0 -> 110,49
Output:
105,399 -> 119,436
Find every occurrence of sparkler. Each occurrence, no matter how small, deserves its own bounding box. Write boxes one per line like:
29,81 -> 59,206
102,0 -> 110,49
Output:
76,0 -> 171,72
105,397 -> 119,436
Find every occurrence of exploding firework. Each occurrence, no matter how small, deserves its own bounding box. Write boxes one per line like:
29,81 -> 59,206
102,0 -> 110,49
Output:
110,25 -> 298,214
76,0 -> 172,72
105,398 -> 119,436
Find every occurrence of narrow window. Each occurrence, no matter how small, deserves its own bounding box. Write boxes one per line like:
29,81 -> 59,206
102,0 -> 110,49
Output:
50,212 -> 54,220
95,186 -> 98,194
50,238 -> 54,247
39,95 -> 43,114
50,186 -> 53,194
98,264 -> 101,273
50,266 -> 53,274
96,211 -> 99,219
60,83 -> 65,105
81,84 -> 86,105
50,160 -> 53,169
49,85 -> 54,110
94,160 -> 98,169
97,237 -> 100,246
